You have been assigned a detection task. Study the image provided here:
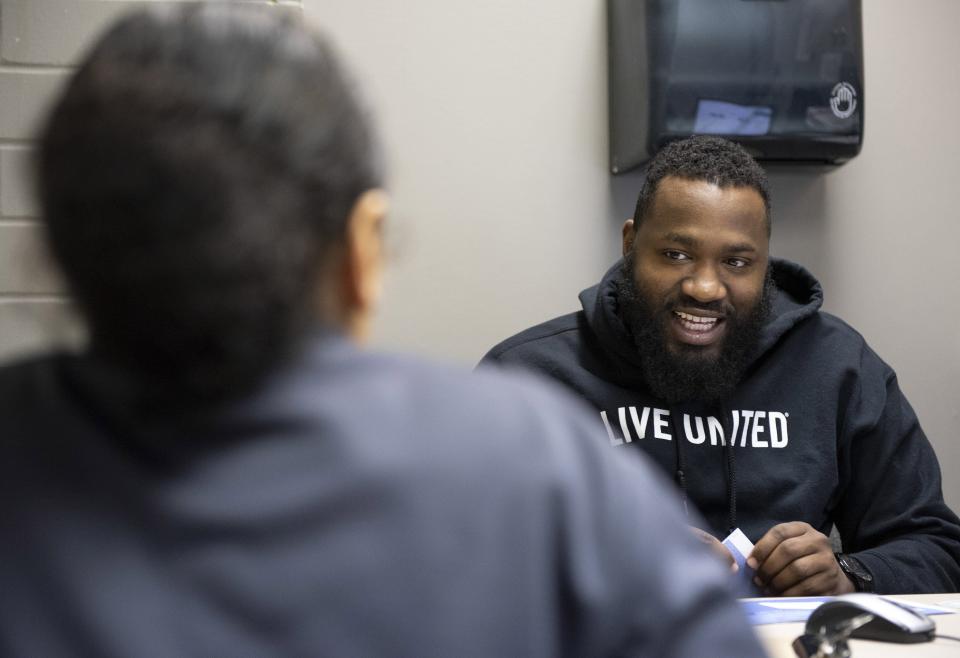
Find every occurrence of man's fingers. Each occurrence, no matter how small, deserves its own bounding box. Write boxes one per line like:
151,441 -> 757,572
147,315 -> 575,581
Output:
780,570 -> 836,597
753,534 -> 820,588
690,527 -> 715,543
777,552 -> 853,597
749,524 -> 839,596
747,522 -> 810,570
765,552 -> 832,594
690,527 -> 738,571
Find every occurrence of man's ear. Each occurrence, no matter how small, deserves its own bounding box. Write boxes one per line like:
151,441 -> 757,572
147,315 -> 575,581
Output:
341,188 -> 389,342
622,218 -> 636,258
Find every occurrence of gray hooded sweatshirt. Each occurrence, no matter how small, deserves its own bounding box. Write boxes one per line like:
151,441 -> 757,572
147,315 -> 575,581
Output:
0,334 -> 764,657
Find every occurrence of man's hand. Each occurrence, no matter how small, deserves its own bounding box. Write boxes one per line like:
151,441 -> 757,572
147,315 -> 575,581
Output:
690,526 -> 739,573
747,522 -> 855,596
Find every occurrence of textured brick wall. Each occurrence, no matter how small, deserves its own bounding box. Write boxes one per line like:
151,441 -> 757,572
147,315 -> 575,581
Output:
0,0 -> 302,361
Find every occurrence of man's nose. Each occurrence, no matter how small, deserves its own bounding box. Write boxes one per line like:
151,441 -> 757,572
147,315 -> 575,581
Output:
682,266 -> 727,303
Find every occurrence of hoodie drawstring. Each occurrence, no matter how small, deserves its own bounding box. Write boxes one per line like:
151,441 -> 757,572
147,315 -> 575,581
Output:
721,404 -> 738,535
671,406 -> 738,535
670,413 -> 689,517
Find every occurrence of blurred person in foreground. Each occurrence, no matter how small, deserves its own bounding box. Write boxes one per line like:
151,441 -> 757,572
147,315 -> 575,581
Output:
0,6 -> 766,657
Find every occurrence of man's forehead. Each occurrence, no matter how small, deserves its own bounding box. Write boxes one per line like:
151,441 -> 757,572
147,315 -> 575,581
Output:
642,176 -> 768,239
651,176 -> 764,211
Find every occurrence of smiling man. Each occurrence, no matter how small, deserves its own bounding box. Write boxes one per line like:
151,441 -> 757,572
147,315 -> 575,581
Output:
482,136 -> 960,596
618,174 -> 771,406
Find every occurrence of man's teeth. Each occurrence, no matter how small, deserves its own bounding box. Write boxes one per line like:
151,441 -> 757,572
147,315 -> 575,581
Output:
674,311 -> 719,331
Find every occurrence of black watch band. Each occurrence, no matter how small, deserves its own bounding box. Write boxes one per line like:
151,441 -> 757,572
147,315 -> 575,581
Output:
835,552 -> 874,592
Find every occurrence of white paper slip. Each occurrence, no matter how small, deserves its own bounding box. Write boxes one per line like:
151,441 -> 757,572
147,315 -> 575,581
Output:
722,527 -> 760,594
722,527 -> 755,571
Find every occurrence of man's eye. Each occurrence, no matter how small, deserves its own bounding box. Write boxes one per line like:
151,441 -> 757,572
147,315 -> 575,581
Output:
726,258 -> 749,268
664,251 -> 689,261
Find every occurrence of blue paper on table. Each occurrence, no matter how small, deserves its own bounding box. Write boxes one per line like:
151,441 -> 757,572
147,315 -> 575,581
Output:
741,597 -> 834,625
740,596 -> 956,626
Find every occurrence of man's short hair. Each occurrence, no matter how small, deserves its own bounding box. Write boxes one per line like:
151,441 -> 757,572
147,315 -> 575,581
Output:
632,136 -> 771,234
38,5 -> 382,407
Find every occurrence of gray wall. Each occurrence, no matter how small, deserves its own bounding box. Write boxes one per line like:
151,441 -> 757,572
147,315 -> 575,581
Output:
1,0 -> 957,508
317,0 -> 960,510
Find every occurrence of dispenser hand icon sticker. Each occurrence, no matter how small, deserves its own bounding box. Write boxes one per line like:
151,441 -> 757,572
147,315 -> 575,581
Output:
830,82 -> 857,119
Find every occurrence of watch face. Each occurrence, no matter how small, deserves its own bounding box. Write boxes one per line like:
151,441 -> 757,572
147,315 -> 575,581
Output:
838,554 -> 873,591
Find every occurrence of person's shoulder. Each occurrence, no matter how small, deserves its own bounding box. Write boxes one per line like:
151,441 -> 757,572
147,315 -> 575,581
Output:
811,310 -> 864,337
0,352 -> 66,411
785,310 -> 897,377
481,311 -> 583,364
374,348 -> 594,427
797,310 -> 878,354
0,353 -> 77,467
364,348 -> 605,454
321,347 -> 635,507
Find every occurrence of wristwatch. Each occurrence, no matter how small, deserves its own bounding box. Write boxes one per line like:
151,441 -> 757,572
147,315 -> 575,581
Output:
835,552 -> 874,592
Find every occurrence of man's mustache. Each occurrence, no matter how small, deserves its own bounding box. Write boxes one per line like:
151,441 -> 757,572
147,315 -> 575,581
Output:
664,297 -> 735,317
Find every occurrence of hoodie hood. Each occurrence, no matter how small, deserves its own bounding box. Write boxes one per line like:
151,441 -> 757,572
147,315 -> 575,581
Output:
579,257 -> 823,388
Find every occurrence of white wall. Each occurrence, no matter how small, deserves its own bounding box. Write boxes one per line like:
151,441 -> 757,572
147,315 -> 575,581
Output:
313,2 -> 621,362
313,0 -> 960,509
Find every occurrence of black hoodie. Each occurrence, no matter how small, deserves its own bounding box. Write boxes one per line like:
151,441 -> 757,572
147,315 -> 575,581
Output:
482,258 -> 960,594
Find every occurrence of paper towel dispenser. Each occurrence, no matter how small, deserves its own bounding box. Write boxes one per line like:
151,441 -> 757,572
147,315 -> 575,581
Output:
608,0 -> 864,173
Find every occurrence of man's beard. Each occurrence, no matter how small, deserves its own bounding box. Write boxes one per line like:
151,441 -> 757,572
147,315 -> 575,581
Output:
617,254 -> 774,405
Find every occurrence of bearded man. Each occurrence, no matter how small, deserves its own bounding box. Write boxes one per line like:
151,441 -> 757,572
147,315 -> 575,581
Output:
482,135 -> 960,596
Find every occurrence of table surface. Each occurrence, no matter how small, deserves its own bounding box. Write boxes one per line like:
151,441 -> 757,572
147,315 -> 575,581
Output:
753,593 -> 960,658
